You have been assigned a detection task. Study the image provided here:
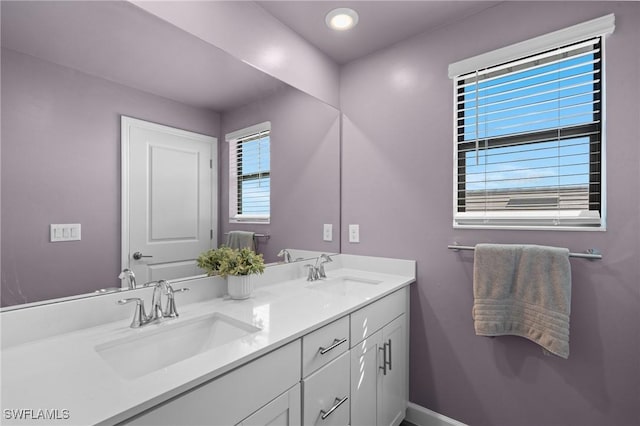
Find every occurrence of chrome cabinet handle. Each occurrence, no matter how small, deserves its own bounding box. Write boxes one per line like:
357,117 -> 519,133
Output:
320,396 -> 348,420
319,337 -> 347,355
379,340 -> 392,375
133,251 -> 152,260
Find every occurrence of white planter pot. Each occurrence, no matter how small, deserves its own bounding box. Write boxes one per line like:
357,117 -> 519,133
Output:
227,275 -> 254,300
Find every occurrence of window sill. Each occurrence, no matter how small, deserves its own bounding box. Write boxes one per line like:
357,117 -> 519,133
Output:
229,216 -> 270,225
453,210 -> 604,231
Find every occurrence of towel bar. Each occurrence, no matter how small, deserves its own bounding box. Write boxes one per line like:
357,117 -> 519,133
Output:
224,232 -> 270,240
447,244 -> 602,260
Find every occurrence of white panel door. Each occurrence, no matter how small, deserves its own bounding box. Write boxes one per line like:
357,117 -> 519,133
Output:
122,116 -> 217,284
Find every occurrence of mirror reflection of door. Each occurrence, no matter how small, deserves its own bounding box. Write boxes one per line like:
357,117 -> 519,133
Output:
121,116 -> 217,284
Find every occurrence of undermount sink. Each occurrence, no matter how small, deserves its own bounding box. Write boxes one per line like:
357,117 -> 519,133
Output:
96,313 -> 260,380
307,276 -> 382,295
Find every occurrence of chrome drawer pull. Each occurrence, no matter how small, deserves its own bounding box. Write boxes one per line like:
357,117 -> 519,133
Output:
320,396 -> 348,420
319,337 -> 347,355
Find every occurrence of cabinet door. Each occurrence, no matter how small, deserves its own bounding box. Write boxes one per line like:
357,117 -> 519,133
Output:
380,314 -> 407,426
350,330 -> 383,426
237,384 -> 300,426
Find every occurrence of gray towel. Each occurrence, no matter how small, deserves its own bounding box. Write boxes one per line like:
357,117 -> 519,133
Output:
472,243 -> 572,358
226,230 -> 255,250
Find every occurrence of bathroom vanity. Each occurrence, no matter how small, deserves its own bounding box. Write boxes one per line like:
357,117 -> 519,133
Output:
0,254 -> 415,426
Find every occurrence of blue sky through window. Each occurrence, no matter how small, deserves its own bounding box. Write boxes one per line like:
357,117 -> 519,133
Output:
239,134 -> 270,215
465,138 -> 590,191
459,46 -> 598,193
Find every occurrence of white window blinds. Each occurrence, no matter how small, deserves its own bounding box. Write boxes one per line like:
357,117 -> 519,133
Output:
450,16 -> 615,229
228,122 -> 270,223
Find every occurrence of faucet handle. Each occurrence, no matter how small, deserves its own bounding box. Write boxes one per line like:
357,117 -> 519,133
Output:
163,287 -> 190,318
316,254 -> 333,278
304,264 -> 318,281
117,298 -> 148,328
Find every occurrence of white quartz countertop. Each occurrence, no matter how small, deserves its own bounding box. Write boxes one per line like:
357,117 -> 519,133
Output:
1,257 -> 414,426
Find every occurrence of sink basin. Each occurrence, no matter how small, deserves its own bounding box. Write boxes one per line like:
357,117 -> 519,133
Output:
307,276 -> 382,295
96,313 -> 260,380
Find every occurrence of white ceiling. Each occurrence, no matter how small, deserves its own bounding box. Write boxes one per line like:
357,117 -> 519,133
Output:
257,1 -> 502,64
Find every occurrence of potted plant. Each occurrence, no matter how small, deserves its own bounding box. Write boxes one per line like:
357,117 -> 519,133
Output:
196,245 -> 235,276
197,246 -> 265,299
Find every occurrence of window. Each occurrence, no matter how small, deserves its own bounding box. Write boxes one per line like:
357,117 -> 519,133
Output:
227,122 -> 270,223
449,15 -> 614,230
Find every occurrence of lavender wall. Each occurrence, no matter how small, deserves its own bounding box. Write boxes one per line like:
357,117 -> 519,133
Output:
131,0 -> 340,108
1,48 -> 220,307
220,86 -> 341,263
340,2 -> 639,425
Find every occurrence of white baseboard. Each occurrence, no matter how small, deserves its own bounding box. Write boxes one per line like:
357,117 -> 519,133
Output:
405,402 -> 468,426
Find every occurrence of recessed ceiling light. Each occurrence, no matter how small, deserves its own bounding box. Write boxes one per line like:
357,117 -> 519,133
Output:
325,8 -> 359,31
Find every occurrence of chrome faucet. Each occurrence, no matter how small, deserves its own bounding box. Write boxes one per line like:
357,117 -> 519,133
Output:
148,279 -> 169,321
305,254 -> 333,281
278,249 -> 292,263
146,280 -> 190,321
118,268 -> 137,289
316,254 -> 333,279
117,280 -> 189,328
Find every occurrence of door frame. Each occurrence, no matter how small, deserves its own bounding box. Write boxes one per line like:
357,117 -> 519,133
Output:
120,116 -> 218,280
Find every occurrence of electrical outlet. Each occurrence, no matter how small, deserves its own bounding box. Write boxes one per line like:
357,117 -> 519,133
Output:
323,224 -> 333,242
349,224 -> 360,243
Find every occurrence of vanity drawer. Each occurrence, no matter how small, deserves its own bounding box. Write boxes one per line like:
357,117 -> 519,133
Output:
302,351 -> 350,426
302,316 -> 349,377
350,286 -> 407,347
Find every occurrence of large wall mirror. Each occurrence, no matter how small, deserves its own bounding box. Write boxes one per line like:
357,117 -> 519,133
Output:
1,1 -> 340,309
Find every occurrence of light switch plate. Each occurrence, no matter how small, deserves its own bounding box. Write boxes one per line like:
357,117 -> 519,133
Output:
323,224 -> 333,242
349,224 -> 360,243
50,224 -> 81,242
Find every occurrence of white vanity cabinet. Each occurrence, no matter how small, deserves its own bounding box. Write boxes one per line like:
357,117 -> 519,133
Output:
121,340 -> 301,426
121,286 -> 409,426
350,288 -> 408,426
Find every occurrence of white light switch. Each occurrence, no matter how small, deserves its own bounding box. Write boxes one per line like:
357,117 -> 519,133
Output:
50,224 -> 81,242
323,224 -> 333,242
349,224 -> 360,243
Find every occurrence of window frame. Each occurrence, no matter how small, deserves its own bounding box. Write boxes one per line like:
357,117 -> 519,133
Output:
227,122 -> 271,224
449,15 -> 614,231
